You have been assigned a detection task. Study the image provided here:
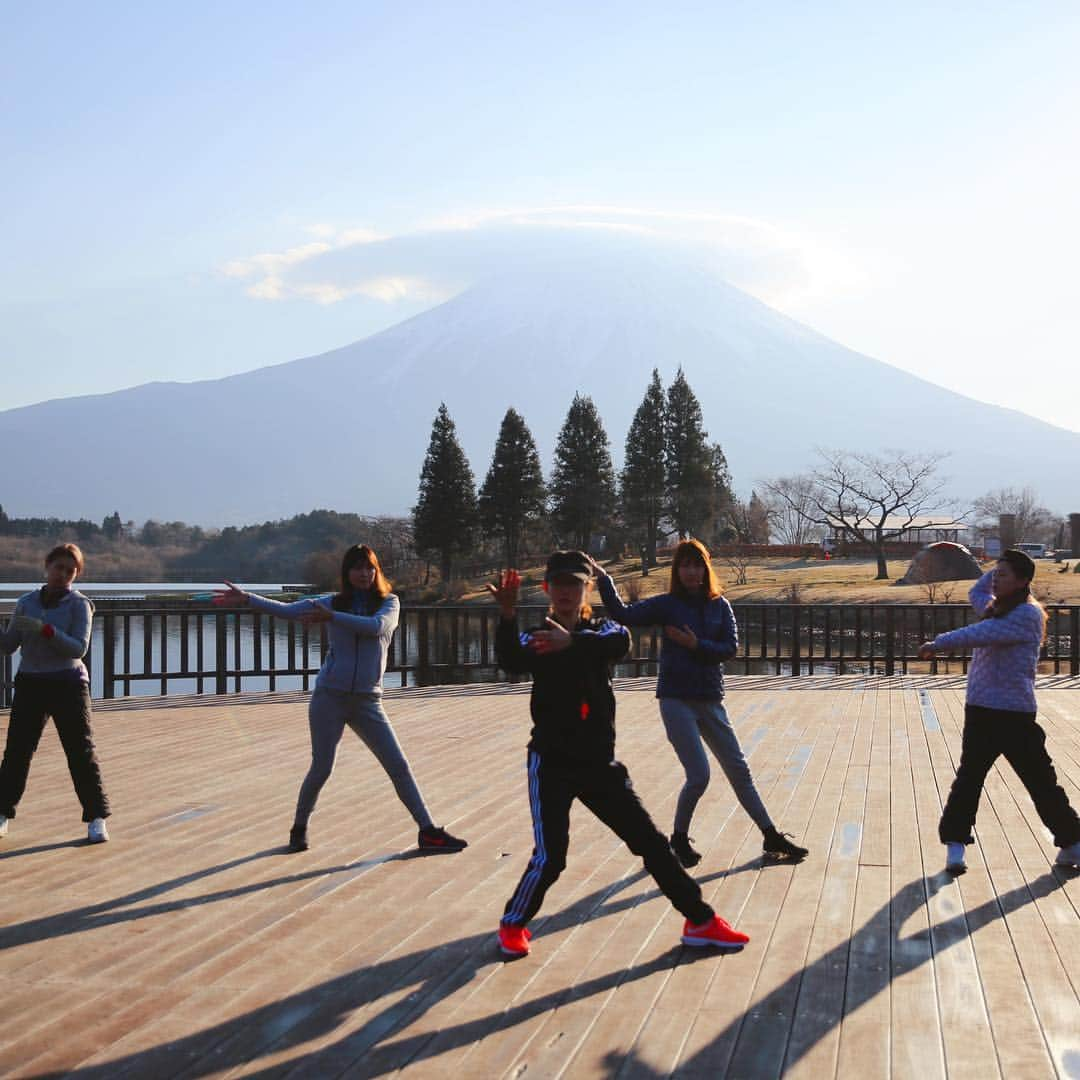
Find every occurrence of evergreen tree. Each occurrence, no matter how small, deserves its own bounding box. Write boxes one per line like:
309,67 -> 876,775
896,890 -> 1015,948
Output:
102,511 -> 123,539
620,369 -> 667,567
478,407 -> 546,568
664,368 -> 713,538
412,403 -> 478,584
549,393 -> 616,551
707,442 -> 737,544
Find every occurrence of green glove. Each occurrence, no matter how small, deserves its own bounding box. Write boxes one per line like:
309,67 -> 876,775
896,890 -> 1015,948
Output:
14,615 -> 44,635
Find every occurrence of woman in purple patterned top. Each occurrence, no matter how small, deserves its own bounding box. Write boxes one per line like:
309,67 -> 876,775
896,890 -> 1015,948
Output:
919,548 -> 1080,873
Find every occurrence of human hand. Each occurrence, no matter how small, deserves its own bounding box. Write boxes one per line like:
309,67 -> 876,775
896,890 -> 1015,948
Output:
300,601 -> 334,624
530,616 -> 573,654
486,570 -> 521,617
664,624 -> 698,649
918,642 -> 936,660
14,615 -> 44,635
212,581 -> 248,607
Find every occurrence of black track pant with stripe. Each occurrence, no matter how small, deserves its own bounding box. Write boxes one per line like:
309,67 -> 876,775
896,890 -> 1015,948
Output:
501,750 -> 714,927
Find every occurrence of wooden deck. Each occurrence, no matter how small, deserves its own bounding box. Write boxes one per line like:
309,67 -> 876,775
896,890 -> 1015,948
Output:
2,675 -> 1080,1079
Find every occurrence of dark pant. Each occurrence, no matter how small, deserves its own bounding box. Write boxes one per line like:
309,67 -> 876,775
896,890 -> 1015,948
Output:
0,674 -> 110,822
502,750 -> 714,927
939,705 -> 1080,847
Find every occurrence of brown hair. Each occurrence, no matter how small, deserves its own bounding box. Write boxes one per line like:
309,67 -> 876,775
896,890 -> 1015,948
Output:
332,544 -> 392,612
668,539 -> 722,599
45,543 -> 85,574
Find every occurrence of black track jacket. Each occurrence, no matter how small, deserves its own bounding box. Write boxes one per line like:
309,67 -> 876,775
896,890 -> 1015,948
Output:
495,613 -> 631,764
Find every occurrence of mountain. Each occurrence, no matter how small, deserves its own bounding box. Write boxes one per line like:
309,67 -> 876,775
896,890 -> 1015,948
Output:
2,244 -> 1077,524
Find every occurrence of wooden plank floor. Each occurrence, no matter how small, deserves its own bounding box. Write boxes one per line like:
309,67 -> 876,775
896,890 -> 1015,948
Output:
2,675 -> 1080,1079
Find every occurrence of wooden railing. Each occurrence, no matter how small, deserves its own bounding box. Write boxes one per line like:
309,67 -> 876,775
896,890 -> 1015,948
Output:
1,600 -> 1078,705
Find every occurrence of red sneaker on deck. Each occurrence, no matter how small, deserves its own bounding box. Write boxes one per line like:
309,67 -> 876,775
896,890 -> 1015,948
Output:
681,915 -> 749,949
497,924 -> 532,957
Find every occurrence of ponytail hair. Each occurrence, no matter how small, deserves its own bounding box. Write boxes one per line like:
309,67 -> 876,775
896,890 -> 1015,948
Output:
983,553 -> 1048,641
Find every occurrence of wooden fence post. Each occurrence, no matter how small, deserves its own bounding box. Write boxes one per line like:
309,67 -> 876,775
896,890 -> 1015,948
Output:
215,611 -> 228,695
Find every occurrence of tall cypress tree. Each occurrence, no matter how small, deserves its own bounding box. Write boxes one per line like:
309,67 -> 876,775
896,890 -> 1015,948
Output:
707,441 -> 737,544
478,407 -> 546,568
620,369 -> 667,566
548,393 -> 616,551
664,368 -> 713,538
412,403 -> 478,584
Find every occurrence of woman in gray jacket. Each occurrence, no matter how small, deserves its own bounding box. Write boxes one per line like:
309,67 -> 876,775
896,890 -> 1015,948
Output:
0,543 -> 110,843
215,544 -> 466,854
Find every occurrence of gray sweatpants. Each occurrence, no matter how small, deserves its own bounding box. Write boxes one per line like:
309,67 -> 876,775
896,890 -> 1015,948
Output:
295,686 -> 432,830
658,698 -> 773,836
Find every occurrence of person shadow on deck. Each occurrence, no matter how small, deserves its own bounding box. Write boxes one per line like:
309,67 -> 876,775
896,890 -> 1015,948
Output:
0,848 -> 411,954
39,859 -> 762,1078
606,867 -> 1075,1078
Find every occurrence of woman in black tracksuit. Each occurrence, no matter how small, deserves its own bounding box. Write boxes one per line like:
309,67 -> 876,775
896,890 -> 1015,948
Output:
489,550 -> 749,958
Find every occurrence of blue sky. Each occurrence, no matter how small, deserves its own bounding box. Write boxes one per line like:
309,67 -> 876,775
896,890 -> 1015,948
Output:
3,1 -> 1079,431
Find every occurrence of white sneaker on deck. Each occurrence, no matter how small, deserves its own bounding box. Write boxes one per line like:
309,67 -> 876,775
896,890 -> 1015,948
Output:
0,814 -> 8,839
87,818 -> 109,844
1056,842 -> 1080,868
945,842 -> 966,873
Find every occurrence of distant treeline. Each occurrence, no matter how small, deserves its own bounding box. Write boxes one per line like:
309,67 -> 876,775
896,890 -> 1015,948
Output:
0,508 -> 416,590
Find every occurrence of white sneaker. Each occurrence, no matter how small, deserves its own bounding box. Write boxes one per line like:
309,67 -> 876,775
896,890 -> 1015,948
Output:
88,818 -> 109,844
1056,842 -> 1080,868
945,841 -> 966,872
0,814 -> 8,839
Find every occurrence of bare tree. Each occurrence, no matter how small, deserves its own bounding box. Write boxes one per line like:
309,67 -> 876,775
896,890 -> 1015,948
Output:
763,449 -> 961,580
972,486 -> 1057,545
761,476 -> 820,545
721,546 -> 752,586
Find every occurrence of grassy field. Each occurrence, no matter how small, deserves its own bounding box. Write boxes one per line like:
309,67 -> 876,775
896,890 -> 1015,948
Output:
466,554 -> 1080,607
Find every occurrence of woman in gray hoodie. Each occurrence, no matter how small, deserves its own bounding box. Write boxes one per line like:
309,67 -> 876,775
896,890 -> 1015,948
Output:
215,544 -> 466,854
0,543 -> 110,843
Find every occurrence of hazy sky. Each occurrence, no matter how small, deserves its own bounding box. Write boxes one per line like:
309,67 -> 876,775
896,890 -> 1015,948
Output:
3,2 -> 1079,432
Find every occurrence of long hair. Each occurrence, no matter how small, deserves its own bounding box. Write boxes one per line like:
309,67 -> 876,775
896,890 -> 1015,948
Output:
332,544 -> 392,613
668,539 -> 722,600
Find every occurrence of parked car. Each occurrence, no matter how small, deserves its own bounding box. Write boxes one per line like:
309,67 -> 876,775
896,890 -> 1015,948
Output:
1014,542 -> 1047,559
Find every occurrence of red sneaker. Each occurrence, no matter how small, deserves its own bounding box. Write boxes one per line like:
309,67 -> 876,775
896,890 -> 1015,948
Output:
498,924 -> 532,957
681,915 -> 749,949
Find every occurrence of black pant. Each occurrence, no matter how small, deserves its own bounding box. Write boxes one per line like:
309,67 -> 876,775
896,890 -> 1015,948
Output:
939,705 -> 1080,847
502,750 -> 713,927
0,674 -> 110,822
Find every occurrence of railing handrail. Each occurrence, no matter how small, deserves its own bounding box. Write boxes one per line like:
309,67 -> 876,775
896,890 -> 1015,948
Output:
2,600 -> 1078,705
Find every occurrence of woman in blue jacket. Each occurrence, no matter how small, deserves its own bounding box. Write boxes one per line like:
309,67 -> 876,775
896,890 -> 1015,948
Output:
215,544 -> 466,854
596,539 -> 807,867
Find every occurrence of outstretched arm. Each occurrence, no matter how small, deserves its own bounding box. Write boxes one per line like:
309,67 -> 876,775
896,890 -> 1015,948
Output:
318,594 -> 399,636
920,603 -> 1043,655
214,582 -> 330,621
